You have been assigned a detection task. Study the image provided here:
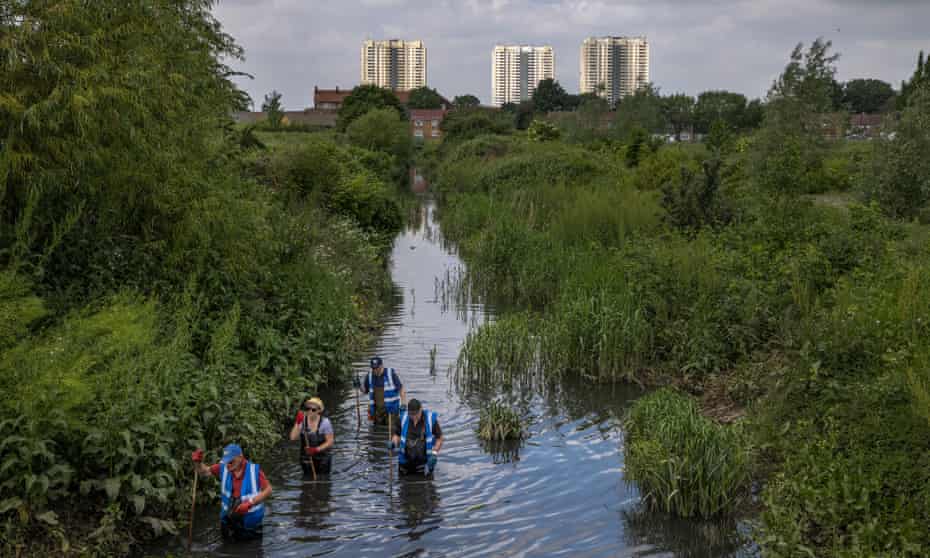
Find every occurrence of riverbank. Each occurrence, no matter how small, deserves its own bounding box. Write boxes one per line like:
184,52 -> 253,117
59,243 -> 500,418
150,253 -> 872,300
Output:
0,5 -> 408,555
427,117 -> 930,554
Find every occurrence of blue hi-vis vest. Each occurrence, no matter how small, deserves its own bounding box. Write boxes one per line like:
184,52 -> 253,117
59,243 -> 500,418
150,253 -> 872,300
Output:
398,410 -> 437,465
368,368 -> 400,414
220,462 -> 265,530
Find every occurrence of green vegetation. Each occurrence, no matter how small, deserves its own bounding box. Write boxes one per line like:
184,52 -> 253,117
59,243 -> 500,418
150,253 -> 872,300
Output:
0,2 -> 405,555
429,37 -> 930,557
336,84 -> 405,131
407,86 -> 445,109
477,401 -> 525,441
624,389 -> 749,518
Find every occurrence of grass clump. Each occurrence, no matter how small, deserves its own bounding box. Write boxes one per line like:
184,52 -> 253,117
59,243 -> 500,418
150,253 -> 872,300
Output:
477,401 -> 525,441
623,389 -> 750,519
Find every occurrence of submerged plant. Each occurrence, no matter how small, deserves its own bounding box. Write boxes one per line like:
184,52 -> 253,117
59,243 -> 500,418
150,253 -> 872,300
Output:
477,401 -> 525,441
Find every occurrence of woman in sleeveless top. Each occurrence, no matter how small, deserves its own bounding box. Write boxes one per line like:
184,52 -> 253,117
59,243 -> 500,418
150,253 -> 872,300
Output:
289,396 -> 334,475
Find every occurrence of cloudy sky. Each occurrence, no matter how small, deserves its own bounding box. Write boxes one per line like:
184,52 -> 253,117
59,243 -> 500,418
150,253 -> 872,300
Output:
213,0 -> 930,109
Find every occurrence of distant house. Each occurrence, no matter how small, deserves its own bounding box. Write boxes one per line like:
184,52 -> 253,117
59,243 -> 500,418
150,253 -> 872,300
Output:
314,87 -> 351,110
313,85 -> 453,111
848,113 -> 889,139
409,109 -> 447,141
231,109 -> 337,128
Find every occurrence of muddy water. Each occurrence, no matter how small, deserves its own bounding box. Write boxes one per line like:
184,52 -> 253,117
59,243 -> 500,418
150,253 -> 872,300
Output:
168,198 -> 752,557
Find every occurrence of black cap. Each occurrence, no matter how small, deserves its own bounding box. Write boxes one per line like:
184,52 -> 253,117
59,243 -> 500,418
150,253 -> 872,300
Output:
370,356 -> 383,368
407,398 -> 422,413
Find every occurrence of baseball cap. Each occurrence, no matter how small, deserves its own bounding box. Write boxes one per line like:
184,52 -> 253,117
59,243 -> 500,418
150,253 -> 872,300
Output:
370,356 -> 383,368
220,444 -> 243,465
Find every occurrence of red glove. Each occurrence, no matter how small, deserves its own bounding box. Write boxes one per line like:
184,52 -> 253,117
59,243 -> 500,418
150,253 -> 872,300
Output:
294,411 -> 304,425
191,449 -> 204,463
234,501 -> 252,514
305,446 -> 320,456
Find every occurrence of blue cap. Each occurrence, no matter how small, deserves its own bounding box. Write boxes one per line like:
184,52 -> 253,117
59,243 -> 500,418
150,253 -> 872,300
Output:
220,444 -> 243,465
370,356 -> 383,368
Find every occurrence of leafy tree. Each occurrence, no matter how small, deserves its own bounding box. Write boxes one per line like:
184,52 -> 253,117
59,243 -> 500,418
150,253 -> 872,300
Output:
625,126 -> 659,167
865,83 -> 930,218
752,38 -> 839,196
453,94 -> 481,109
842,79 -> 895,113
613,84 -> 665,138
741,99 -> 765,129
531,79 -> 570,113
440,109 -> 513,143
661,156 -> 730,232
337,84 -> 404,131
693,91 -> 748,134
262,90 -> 284,128
527,119 -> 561,142
346,108 -> 412,162
407,86 -> 444,109
897,51 -> 930,110
662,93 -> 695,140
514,100 -> 536,130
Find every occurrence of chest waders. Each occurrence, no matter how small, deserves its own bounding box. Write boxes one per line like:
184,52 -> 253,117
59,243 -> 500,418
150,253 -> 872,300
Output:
300,416 -> 332,475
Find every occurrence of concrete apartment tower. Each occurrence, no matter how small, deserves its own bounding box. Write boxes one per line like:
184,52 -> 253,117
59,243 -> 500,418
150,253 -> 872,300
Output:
361,39 -> 427,91
579,36 -> 649,106
491,45 -> 555,107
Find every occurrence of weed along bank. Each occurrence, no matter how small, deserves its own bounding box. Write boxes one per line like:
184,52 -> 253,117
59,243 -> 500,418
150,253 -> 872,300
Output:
5,3 -> 930,558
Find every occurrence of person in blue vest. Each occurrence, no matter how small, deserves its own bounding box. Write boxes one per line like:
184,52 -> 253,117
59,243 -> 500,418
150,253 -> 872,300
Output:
390,399 -> 443,476
355,356 -> 407,425
191,443 -> 272,541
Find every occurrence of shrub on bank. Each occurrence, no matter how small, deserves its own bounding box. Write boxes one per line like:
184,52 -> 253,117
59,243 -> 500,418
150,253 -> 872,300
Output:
623,389 -> 750,518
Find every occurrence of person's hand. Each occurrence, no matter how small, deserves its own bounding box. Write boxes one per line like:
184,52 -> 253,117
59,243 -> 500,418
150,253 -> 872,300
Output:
294,410 -> 305,424
234,501 -> 252,515
305,446 -> 320,456
352,376 -> 361,389
427,452 -> 437,470
191,449 -> 204,463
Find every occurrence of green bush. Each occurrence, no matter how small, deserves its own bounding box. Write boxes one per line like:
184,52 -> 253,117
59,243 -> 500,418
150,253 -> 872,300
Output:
624,389 -> 750,518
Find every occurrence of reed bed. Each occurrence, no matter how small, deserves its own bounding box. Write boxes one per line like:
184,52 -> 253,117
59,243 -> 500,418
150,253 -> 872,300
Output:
477,401 -> 526,441
623,389 -> 750,519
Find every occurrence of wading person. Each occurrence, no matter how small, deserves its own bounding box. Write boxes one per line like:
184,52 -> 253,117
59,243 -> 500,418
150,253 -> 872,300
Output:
390,399 -> 443,476
191,444 -> 272,541
356,356 -> 406,425
289,396 -> 334,475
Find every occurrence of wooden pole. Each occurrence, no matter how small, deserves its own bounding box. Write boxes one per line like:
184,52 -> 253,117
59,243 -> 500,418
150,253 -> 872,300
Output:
388,412 -> 393,485
302,425 -> 317,481
187,467 -> 198,551
355,376 -> 361,430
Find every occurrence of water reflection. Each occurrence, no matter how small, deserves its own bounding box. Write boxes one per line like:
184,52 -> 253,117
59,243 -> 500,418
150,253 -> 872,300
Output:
149,197 -> 752,557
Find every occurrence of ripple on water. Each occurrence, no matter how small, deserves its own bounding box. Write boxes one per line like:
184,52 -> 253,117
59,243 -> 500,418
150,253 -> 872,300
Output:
160,199 -> 752,558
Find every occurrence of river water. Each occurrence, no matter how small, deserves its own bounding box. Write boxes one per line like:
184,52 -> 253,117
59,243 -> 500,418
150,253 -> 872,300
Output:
169,196 -> 752,557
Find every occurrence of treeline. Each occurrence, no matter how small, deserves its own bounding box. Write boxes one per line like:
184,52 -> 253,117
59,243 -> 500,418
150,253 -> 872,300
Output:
430,38 -> 930,556
0,2 -> 403,555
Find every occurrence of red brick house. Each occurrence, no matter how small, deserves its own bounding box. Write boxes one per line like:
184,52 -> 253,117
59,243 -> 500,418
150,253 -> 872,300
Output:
313,86 -> 451,111
409,109 -> 447,141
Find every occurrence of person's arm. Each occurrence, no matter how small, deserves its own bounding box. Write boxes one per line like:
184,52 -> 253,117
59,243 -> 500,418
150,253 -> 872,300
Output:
362,375 -> 370,395
250,472 -> 272,505
432,421 -> 443,454
289,410 -> 304,441
396,372 -> 407,406
191,449 -> 219,476
318,419 -> 334,451
391,417 -> 401,447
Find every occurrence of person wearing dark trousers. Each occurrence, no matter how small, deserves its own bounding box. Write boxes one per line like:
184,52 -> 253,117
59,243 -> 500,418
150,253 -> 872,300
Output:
356,356 -> 407,425
289,396 -> 334,475
390,399 -> 443,476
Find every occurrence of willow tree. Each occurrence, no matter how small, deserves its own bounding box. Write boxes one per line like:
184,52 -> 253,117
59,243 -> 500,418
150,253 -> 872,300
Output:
0,0 -> 248,299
